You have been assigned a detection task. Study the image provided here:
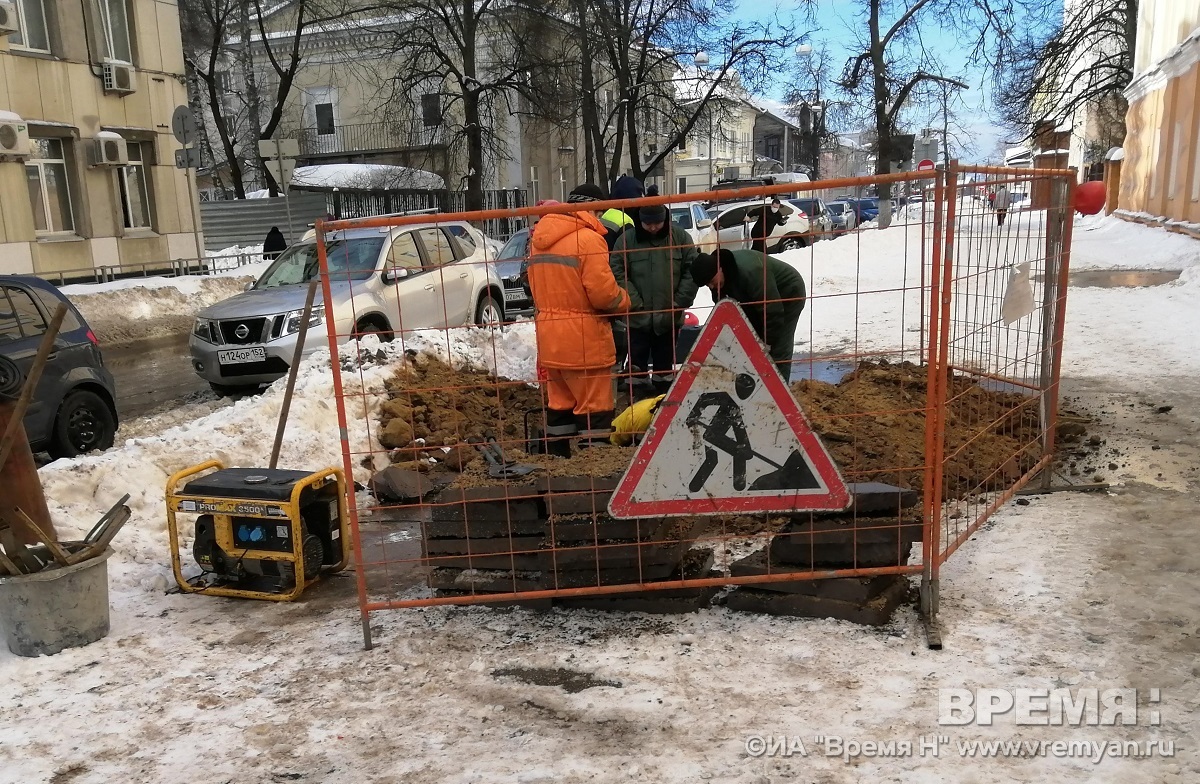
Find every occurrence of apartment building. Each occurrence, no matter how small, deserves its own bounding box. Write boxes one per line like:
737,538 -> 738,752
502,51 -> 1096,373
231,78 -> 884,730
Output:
0,0 -> 199,277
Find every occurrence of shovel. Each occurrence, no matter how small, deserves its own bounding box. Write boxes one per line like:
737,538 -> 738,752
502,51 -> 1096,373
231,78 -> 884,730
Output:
467,435 -> 538,479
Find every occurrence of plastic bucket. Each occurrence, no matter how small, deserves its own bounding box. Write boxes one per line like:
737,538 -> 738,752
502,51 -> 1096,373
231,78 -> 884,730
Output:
0,547 -> 114,657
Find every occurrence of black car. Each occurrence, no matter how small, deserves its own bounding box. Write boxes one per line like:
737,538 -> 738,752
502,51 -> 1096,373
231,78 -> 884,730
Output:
0,276 -> 118,458
494,228 -> 534,320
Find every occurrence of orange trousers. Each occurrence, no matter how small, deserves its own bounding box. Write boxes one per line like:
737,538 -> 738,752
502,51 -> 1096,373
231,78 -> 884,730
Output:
544,367 -> 613,415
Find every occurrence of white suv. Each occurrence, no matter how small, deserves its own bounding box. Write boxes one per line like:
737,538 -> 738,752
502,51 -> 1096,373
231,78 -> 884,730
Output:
190,222 -> 504,394
696,200 -> 813,253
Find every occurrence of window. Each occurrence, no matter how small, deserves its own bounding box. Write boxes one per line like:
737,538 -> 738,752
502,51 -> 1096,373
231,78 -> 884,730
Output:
421,94 -> 442,128
119,142 -> 151,230
387,232 -> 423,270
529,166 -> 539,204
314,104 -> 335,135
677,136 -> 687,152
416,228 -> 455,266
99,0 -> 133,64
256,238 -> 384,288
0,285 -> 47,343
716,207 -> 749,229
558,167 -> 567,201
445,225 -> 477,258
9,0 -> 50,51
26,138 -> 75,235
669,207 -> 693,229
677,176 -> 686,193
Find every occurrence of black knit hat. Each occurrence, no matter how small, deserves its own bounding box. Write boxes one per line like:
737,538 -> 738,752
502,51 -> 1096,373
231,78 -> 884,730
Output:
692,252 -> 717,285
567,183 -> 606,204
640,203 -> 668,224
692,249 -> 736,286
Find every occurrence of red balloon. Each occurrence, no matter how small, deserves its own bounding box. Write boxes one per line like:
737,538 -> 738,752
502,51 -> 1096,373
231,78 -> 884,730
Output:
1075,180 -> 1106,215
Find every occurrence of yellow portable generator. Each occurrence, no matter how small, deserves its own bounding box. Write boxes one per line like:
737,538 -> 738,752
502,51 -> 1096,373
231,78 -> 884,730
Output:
166,461 -> 350,601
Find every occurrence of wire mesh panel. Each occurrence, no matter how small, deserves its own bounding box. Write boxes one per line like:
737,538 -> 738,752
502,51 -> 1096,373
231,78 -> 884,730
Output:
929,164 -> 1075,567
312,170 -> 1073,645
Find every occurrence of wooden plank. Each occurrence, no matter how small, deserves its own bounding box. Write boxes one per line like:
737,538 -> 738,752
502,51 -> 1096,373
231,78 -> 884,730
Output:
13,507 -> 71,567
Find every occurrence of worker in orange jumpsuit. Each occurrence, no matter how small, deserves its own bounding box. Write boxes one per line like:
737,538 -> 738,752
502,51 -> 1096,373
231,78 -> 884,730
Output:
527,184 -> 631,456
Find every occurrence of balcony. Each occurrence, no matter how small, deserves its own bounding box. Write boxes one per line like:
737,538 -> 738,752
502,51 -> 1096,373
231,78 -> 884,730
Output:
297,122 -> 447,156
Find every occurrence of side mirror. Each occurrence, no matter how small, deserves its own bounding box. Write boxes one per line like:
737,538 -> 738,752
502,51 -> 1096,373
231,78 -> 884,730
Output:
243,282 -> 254,292
382,267 -> 411,285
696,218 -> 713,229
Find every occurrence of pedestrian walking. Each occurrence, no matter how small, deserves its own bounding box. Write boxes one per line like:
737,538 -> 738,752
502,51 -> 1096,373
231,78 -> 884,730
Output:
610,202 -> 699,397
993,184 -> 1011,226
263,226 -> 287,260
527,184 -> 631,455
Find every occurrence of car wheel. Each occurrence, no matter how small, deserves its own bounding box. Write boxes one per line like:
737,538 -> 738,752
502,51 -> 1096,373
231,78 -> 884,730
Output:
475,295 -> 504,327
354,318 -> 393,341
208,382 -> 258,397
48,390 -> 116,459
778,235 -> 807,252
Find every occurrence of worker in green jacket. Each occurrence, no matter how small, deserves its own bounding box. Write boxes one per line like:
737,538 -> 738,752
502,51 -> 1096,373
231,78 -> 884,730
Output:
611,203 -> 700,396
691,248 -> 806,381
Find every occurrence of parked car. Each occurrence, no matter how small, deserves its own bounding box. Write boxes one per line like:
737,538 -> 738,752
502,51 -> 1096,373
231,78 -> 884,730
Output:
669,202 -> 714,245
190,222 -> 506,395
492,228 -> 534,320
844,197 -> 880,223
696,200 -> 813,253
787,197 -> 834,240
824,201 -> 858,234
0,276 -> 119,458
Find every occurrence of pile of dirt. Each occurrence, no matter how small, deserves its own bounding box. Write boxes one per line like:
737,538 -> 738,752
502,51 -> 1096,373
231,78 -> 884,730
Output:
792,361 -> 1043,496
377,354 -> 541,459
378,357 -> 1044,500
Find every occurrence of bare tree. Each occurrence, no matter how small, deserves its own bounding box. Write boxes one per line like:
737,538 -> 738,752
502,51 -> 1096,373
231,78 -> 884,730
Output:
572,0 -> 800,186
374,0 -> 569,211
994,0 -> 1136,158
181,0 -> 370,198
837,0 -> 972,220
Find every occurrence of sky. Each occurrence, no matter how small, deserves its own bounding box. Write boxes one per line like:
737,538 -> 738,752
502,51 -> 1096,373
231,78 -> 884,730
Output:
735,0 -> 1059,162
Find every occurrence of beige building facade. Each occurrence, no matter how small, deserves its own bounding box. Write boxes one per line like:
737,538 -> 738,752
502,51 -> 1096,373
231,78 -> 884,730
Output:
1119,1 -> 1200,227
0,0 -> 199,277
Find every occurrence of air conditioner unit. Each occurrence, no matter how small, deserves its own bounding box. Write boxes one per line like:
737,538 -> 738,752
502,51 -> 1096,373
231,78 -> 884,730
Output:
90,132 -> 129,166
0,2 -> 18,35
102,63 -> 137,95
0,117 -> 31,160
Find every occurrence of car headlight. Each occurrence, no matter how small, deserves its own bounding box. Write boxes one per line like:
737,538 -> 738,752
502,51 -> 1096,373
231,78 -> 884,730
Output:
283,305 -> 325,336
193,318 -> 214,343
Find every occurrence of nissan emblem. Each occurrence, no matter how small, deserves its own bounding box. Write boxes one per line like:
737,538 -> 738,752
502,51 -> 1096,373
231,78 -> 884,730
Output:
234,323 -> 250,339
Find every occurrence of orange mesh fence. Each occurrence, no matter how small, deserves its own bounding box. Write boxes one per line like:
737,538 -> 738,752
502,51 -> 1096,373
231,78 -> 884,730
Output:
313,168 -> 1072,640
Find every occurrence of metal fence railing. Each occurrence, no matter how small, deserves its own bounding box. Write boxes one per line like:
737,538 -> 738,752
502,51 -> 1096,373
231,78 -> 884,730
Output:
37,253 -> 265,287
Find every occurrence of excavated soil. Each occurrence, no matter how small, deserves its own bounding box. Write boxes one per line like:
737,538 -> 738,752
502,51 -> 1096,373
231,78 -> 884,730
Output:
792,360 -> 1043,496
376,357 -> 1045,500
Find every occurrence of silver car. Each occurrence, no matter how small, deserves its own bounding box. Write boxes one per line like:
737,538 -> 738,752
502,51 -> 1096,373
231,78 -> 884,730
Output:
190,222 -> 505,395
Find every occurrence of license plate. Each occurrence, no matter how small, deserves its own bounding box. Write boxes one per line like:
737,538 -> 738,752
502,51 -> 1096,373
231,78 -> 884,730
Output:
218,347 -> 266,365
504,289 -> 525,302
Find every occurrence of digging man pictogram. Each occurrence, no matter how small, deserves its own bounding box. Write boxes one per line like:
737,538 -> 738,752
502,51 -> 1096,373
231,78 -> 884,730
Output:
685,373 -> 822,494
686,374 -> 758,492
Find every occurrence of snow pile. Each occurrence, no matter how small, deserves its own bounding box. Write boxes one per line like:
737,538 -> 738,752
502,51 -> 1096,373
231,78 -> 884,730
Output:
1071,214 -> 1200,270
207,243 -> 267,272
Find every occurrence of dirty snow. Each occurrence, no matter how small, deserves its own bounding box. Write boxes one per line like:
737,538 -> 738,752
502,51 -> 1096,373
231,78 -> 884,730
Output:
1,213 -> 1198,782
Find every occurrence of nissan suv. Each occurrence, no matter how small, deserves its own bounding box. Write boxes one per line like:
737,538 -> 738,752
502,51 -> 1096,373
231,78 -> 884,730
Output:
190,221 -> 506,394
0,276 -> 119,458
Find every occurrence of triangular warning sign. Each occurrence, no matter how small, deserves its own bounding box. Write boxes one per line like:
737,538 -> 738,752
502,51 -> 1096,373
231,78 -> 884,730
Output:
608,300 -> 850,518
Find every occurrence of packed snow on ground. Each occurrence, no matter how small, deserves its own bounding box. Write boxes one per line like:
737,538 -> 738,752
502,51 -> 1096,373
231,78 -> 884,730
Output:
2,213 -> 1198,783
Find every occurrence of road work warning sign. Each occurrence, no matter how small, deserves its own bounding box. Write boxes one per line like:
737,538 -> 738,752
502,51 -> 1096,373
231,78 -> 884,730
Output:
608,300 -> 850,518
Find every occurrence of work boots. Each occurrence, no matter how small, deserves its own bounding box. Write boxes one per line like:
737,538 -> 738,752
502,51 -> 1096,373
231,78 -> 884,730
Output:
576,410 -> 615,448
544,408 -> 577,458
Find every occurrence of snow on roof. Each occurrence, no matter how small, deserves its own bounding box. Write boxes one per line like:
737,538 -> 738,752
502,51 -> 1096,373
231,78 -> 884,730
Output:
290,164 -> 445,191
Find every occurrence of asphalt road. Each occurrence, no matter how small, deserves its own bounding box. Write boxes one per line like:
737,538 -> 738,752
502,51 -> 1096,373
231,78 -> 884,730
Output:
104,333 -> 212,422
